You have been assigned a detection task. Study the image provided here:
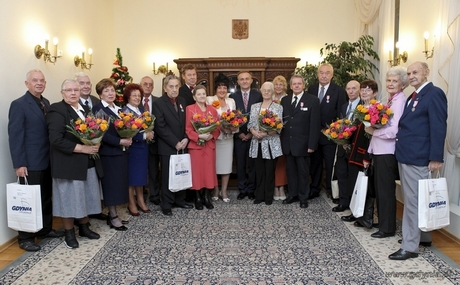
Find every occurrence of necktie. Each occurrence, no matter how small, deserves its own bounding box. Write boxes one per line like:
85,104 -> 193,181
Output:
319,86 -> 325,102
292,95 -> 298,110
144,97 -> 149,111
408,91 -> 417,107
346,102 -> 352,117
173,101 -> 178,112
84,100 -> 89,108
190,86 -> 194,92
40,101 -> 48,116
243,92 -> 249,111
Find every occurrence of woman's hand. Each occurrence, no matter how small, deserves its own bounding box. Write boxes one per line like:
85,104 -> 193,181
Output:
120,138 -> 132,147
364,126 -> 374,135
75,144 -> 100,155
198,133 -> 213,141
145,131 -> 154,141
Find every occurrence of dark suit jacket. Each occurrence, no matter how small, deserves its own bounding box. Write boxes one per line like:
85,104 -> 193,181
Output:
280,92 -> 321,156
80,94 -> 100,109
179,85 -> 195,106
146,95 -> 159,155
152,94 -> 187,156
337,99 -> 363,158
395,82 -> 447,166
229,89 -> 262,136
307,82 -> 347,145
8,91 -> 50,171
47,100 -> 103,180
92,102 -> 126,157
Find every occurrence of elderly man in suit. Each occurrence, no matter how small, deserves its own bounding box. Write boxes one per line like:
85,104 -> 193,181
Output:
281,75 -> 321,208
8,70 -> 64,252
307,64 -> 347,200
332,80 -> 362,212
390,62 -> 448,260
178,64 -> 197,107
140,76 -> 161,205
230,71 -> 262,200
153,75 -> 193,216
75,72 -> 100,109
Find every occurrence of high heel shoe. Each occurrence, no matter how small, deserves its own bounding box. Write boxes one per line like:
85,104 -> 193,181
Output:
127,206 -> 140,216
107,215 -> 128,231
136,204 -> 151,213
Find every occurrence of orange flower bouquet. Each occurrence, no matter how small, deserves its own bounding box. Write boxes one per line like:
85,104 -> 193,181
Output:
220,109 -> 248,129
211,100 -> 221,109
322,118 -> 357,145
191,112 -> 220,146
258,109 -> 283,132
353,99 -> 393,128
140,111 -> 155,132
114,111 -> 143,138
66,113 -> 110,158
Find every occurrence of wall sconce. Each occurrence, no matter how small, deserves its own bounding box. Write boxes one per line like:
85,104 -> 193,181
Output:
423,32 -> 434,59
74,48 -> 94,70
34,36 -> 61,64
152,62 -> 168,75
388,42 -> 408,66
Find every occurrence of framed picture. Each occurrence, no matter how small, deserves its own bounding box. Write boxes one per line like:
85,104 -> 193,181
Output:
232,19 -> 249,39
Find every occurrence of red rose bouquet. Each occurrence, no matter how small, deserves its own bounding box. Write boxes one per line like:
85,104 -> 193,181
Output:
322,118 -> 357,145
258,109 -> 283,132
353,99 -> 393,128
191,112 -> 220,146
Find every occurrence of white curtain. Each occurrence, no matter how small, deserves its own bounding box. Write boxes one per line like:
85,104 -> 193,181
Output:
432,0 -> 460,205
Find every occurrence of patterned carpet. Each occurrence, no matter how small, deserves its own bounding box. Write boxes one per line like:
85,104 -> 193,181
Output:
1,190 -> 459,284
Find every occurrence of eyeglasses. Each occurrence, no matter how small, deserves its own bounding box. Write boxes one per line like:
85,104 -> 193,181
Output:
142,83 -> 153,87
62,89 -> 80,93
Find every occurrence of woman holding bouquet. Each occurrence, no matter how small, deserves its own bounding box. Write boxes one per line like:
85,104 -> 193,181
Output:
186,85 -> 221,210
206,73 -> 237,203
363,67 -> 408,239
122,83 -> 154,216
248,82 -> 283,205
47,79 -> 102,249
272,75 -> 288,200
93,78 -> 131,231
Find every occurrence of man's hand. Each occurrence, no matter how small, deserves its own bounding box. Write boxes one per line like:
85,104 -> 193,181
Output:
15,167 -> 28,177
428,161 -> 443,172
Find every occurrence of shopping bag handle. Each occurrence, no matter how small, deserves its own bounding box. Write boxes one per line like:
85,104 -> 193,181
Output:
176,149 -> 186,155
17,176 -> 29,185
428,171 -> 441,179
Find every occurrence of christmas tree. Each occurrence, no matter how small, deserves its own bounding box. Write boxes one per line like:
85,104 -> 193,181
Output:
110,48 -> 132,107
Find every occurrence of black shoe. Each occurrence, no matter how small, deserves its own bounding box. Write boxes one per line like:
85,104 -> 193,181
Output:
397,239 -> 432,247
237,193 -> 247,200
18,240 -> 41,252
78,223 -> 100,239
64,229 -> 79,249
308,192 -> 320,200
88,213 -> 108,220
195,191 -> 203,210
149,197 -> 161,205
341,214 -> 356,222
247,193 -> 256,200
282,196 -> 299,204
173,203 -> 193,209
37,229 -> 65,239
354,221 -> 364,227
162,209 -> 173,216
371,231 -> 395,238
332,205 -> 348,212
300,200 -> 309,208
389,249 -> 418,260
265,201 -> 272,205
106,215 -> 128,231
253,199 -> 263,204
202,190 -> 214,209
332,198 -> 340,204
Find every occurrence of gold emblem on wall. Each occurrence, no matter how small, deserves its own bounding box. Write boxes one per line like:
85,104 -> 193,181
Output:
232,19 -> 249,39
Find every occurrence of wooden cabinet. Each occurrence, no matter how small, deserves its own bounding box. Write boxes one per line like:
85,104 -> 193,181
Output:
173,57 -> 300,94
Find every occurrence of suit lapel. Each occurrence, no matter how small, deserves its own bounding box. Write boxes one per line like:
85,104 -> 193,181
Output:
25,94 -> 46,123
162,95 -> 180,121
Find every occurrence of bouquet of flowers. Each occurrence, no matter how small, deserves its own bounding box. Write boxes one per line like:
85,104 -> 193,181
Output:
66,113 -> 110,158
322,118 -> 357,145
191,112 -> 220,146
353,99 -> 393,128
211,100 -> 221,109
220,109 -> 248,129
114,111 -> 143,138
140,111 -> 155,132
258,109 -> 283,132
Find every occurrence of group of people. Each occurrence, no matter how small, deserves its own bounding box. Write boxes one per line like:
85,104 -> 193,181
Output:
8,61 -> 447,262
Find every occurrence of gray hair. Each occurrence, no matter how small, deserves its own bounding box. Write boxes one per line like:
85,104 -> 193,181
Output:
260,81 -> 274,91
387,66 -> 408,89
163,75 -> 181,87
61,79 -> 79,91
26,69 -> 43,81
74,72 -> 89,80
289,74 -> 306,85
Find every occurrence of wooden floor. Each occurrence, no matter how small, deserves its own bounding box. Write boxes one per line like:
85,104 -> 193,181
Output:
0,202 -> 459,271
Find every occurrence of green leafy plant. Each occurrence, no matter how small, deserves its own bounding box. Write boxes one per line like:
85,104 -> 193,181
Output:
295,35 -> 380,88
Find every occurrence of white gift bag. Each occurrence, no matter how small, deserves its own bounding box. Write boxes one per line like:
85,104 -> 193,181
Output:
6,178 -> 43,233
418,174 -> 450,232
169,152 -> 192,192
349,171 -> 368,218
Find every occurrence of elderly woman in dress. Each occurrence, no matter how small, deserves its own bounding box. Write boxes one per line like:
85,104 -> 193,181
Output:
47,79 -> 102,249
272,75 -> 288,200
248,81 -> 283,205
122,83 -> 154,216
93,79 -> 131,231
186,85 -> 221,210
363,67 -> 407,239
206,73 -> 237,203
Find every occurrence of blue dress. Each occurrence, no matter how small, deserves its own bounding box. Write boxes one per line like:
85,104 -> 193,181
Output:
123,106 -> 149,186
